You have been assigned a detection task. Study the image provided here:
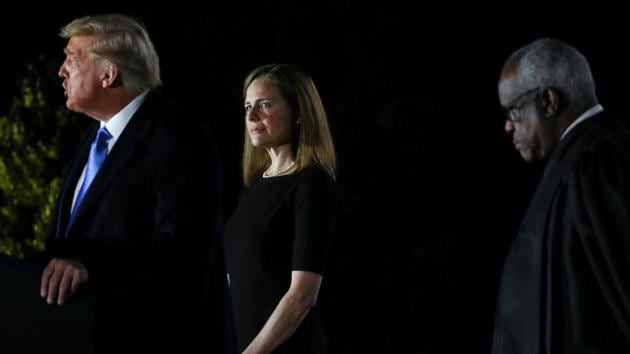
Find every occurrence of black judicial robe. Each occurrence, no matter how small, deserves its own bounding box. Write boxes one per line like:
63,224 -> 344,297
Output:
492,111 -> 630,354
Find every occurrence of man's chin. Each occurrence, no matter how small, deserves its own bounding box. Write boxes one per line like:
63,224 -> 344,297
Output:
518,149 -> 535,163
519,149 -> 548,165
65,103 -> 82,114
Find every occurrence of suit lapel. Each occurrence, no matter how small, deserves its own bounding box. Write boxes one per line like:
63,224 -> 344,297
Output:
65,92 -> 157,237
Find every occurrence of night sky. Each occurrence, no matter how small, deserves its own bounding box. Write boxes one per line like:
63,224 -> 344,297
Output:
2,2 -> 630,353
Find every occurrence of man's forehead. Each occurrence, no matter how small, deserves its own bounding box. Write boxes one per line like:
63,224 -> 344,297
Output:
498,71 -> 522,104
65,35 -> 95,52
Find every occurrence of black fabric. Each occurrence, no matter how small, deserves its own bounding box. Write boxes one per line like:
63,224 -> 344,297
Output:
0,253 -> 95,353
39,90 -> 232,354
224,166 -> 336,353
492,112 -> 630,354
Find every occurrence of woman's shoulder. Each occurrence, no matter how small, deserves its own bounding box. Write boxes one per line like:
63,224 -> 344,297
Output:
295,165 -> 335,184
291,165 -> 336,199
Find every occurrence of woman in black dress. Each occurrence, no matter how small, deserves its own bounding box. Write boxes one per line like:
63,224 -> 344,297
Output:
224,64 -> 336,354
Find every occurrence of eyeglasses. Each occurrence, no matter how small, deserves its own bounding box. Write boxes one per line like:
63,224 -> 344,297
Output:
503,87 -> 541,122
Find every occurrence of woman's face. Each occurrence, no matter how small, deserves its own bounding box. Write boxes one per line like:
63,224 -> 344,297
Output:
244,77 -> 294,148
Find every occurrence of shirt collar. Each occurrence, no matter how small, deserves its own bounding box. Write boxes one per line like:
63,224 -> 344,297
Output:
560,104 -> 603,140
100,90 -> 149,142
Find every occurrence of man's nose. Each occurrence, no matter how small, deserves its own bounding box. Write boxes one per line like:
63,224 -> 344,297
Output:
505,120 -> 515,135
58,60 -> 68,79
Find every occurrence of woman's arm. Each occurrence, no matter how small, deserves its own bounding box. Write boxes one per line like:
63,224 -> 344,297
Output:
242,270 -> 322,354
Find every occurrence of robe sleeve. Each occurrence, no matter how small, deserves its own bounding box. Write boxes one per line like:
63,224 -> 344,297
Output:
571,137 -> 630,341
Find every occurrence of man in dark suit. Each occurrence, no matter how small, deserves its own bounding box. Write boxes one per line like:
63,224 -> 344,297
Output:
38,14 -> 230,353
493,38 -> 630,353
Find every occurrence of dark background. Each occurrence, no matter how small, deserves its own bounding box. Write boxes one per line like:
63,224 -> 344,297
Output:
2,2 -> 630,353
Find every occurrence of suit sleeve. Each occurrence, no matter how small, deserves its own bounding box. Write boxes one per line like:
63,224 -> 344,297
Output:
150,126 -> 222,272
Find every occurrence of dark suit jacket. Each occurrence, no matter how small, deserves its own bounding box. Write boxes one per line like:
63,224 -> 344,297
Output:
42,90 -> 232,353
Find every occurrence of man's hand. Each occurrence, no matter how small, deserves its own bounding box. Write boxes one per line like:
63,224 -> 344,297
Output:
40,258 -> 88,305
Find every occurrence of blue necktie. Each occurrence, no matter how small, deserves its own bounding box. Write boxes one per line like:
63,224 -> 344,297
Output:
66,126 -> 113,232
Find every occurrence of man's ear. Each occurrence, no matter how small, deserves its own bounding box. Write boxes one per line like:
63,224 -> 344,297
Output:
541,87 -> 561,117
100,62 -> 120,88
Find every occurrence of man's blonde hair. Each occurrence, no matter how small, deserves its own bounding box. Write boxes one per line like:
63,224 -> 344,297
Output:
61,14 -> 162,91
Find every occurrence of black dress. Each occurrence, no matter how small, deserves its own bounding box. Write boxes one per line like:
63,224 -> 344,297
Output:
492,112 -> 630,353
224,166 -> 336,353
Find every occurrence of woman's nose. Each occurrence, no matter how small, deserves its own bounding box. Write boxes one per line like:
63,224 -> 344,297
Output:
246,108 -> 259,121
